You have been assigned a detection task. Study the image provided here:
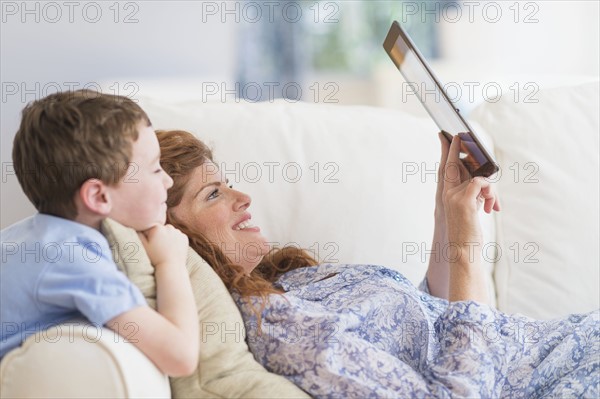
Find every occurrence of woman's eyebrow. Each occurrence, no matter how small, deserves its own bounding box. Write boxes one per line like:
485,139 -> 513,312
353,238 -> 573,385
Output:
194,181 -> 221,199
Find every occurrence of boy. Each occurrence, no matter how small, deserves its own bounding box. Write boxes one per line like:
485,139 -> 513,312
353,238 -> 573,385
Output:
0,90 -> 198,376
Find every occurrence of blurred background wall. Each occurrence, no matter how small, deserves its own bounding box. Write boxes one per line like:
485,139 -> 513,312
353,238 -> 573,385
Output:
1,0 -> 598,228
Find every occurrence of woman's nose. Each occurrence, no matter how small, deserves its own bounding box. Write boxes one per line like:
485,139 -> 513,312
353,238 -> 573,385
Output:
232,189 -> 251,211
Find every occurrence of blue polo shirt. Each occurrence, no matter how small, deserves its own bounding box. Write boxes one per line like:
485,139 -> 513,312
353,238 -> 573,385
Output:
0,213 -> 147,358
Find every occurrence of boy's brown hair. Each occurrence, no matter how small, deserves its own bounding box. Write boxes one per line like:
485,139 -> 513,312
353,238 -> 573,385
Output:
12,89 -> 151,220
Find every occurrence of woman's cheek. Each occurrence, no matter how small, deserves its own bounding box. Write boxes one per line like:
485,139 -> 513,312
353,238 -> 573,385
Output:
207,227 -> 235,245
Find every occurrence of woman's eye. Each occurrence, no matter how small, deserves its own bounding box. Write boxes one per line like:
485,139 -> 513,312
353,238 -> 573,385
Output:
208,189 -> 220,200
228,184 -> 233,189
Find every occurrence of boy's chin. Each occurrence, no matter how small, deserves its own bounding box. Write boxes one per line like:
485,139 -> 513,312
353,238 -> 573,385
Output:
112,214 -> 167,233
141,215 -> 168,231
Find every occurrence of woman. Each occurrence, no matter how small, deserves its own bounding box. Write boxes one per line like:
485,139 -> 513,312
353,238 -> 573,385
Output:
157,129 -> 599,398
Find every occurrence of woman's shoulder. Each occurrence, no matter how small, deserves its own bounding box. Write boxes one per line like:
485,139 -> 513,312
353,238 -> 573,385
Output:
274,263 -> 413,295
235,264 -> 414,311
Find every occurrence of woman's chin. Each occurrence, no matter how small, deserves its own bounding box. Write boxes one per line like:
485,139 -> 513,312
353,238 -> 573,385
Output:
235,230 -> 269,247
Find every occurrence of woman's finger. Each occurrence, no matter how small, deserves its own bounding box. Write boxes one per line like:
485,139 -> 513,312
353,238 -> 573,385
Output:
493,195 -> 501,211
438,132 -> 451,187
437,132 -> 451,197
465,176 -> 491,202
444,135 -> 464,189
484,194 -> 495,213
439,131 -> 450,168
478,183 -> 500,213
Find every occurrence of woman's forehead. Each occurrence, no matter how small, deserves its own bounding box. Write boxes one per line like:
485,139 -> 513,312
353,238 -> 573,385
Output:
185,161 -> 225,201
198,161 -> 222,183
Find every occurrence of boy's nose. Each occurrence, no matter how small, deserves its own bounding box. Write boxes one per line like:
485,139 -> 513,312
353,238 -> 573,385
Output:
164,173 -> 174,189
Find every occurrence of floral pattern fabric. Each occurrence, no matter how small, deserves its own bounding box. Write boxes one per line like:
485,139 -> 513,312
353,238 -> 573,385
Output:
235,263 -> 600,398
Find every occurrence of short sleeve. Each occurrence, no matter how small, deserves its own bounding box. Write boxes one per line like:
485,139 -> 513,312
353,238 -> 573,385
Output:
418,275 -> 431,294
36,254 -> 147,326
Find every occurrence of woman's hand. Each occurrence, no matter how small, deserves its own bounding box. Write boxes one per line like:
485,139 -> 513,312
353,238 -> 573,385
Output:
441,134 -> 500,246
435,132 -> 480,219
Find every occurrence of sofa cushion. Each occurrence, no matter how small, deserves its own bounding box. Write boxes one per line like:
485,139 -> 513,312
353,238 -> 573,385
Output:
0,319 -> 171,398
138,98 -> 498,306
470,81 -> 600,318
101,218 -> 309,398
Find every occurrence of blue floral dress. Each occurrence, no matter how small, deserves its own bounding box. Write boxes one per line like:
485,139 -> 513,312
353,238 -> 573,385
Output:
234,263 -> 600,398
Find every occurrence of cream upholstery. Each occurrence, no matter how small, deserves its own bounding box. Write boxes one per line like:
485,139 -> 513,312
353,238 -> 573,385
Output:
0,319 -> 170,398
470,81 -> 600,318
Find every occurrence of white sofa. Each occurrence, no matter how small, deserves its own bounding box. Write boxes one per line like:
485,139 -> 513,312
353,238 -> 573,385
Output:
1,80 -> 598,398
0,320 -> 170,398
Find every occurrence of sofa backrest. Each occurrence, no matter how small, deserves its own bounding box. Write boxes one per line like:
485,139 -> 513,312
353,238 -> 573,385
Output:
471,81 -> 600,318
139,98 -> 498,306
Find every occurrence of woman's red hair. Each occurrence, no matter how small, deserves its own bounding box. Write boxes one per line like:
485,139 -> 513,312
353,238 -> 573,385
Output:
156,130 -> 317,314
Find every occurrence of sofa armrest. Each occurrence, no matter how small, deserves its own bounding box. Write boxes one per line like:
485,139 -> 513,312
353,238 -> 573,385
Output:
0,319 -> 171,398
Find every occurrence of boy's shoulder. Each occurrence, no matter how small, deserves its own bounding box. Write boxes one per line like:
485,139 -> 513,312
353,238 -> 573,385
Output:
2,213 -> 103,241
2,213 -> 112,268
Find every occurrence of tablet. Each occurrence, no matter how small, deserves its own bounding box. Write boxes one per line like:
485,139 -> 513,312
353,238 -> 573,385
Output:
383,21 -> 499,177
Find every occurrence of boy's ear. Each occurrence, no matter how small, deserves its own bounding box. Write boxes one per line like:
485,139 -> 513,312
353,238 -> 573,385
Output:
78,178 -> 111,216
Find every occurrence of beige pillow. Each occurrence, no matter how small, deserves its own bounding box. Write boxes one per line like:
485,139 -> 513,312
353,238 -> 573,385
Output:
101,218 -> 309,398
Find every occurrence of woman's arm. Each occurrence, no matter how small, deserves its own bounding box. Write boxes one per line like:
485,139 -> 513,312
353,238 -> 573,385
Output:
424,133 -> 454,299
443,135 -> 499,303
425,212 -> 450,299
425,133 -> 499,303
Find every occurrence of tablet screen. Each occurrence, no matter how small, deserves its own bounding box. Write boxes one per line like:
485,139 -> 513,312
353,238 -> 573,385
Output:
383,21 -> 499,177
387,32 -> 468,136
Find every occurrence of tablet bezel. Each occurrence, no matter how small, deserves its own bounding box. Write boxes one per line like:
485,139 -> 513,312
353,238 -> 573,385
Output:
383,21 -> 499,178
